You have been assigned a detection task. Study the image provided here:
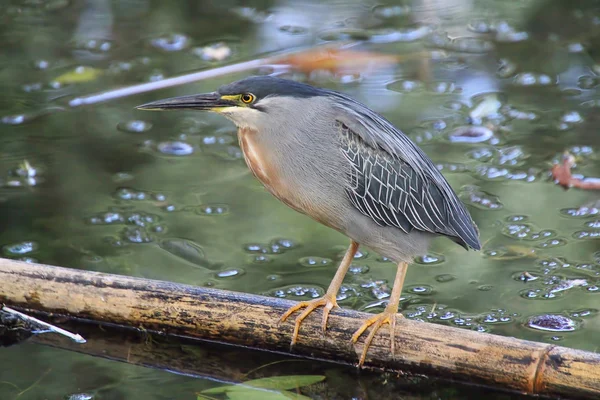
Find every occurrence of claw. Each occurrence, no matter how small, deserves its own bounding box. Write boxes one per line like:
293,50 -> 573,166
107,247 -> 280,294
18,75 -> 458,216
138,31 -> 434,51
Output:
351,310 -> 403,367
280,295 -> 338,346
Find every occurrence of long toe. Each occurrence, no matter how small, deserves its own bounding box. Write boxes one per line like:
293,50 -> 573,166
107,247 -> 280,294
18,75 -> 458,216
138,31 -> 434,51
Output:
279,295 -> 338,346
351,311 -> 402,367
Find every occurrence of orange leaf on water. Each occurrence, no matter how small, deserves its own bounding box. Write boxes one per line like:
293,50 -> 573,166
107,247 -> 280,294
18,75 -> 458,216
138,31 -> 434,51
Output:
552,152 -> 600,190
274,47 -> 399,74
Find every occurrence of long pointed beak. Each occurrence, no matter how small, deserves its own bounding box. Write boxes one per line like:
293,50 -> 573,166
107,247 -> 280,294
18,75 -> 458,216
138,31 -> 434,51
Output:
136,92 -> 234,111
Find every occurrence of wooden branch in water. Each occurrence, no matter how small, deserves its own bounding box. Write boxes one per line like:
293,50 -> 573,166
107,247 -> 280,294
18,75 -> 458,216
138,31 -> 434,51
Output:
1,258 -> 599,399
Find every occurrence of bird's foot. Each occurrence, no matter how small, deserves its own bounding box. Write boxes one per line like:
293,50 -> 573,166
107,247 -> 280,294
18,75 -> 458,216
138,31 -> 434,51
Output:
279,294 -> 339,346
351,309 -> 403,367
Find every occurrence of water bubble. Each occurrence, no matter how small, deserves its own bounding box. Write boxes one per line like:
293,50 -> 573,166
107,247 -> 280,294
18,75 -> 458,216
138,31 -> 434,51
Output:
112,172 -> 134,183
349,264 -> 369,274
271,285 -> 323,299
196,204 -> 229,216
87,212 -> 123,225
125,212 -> 160,227
468,19 -> 492,33
513,73 -> 556,86
468,147 -> 494,162
33,60 -> 50,70
414,253 -> 445,265
67,394 -> 94,400
372,5 -> 411,18
157,141 -> 194,156
114,187 -> 149,201
459,186 -> 503,210
536,238 -> 567,248
299,257 -> 332,267
449,126 -> 493,143
193,42 -> 232,61
496,146 -> 527,166
527,314 -> 578,332
3,114 -> 26,125
520,288 -> 560,300
150,33 -> 189,52
216,268 -> 244,278
503,106 -> 537,120
573,230 -> 600,239
560,207 -> 599,218
435,274 -> 456,283
245,244 -> 266,253
159,238 -> 211,269
502,223 -> 535,240
388,79 -> 424,93
493,21 -> 528,42
73,38 -> 113,54
117,120 -> 152,133
272,238 -> 295,250
353,249 -> 368,259
253,255 -> 271,263
561,111 -> 583,124
429,81 -> 460,94
506,215 -> 528,223
148,70 -> 165,82
407,285 -> 433,295
121,227 -> 153,243
22,82 -> 43,92
2,241 -> 38,256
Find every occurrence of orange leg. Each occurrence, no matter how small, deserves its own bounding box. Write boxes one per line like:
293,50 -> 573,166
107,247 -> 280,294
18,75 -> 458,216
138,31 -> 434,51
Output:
280,241 -> 359,346
351,261 -> 408,367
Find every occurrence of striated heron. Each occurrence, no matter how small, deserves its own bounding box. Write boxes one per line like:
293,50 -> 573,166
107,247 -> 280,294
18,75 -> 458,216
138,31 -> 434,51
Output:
137,76 -> 481,366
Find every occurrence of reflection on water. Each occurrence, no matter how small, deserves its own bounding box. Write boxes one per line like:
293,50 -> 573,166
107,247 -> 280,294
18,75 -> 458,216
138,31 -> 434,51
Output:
1,0 -> 599,398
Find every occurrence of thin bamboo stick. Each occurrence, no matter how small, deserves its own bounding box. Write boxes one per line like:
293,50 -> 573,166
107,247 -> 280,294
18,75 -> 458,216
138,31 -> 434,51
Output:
1,258 -> 599,399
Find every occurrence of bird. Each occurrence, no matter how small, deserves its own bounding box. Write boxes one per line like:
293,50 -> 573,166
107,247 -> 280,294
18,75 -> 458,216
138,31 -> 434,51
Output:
137,76 -> 481,366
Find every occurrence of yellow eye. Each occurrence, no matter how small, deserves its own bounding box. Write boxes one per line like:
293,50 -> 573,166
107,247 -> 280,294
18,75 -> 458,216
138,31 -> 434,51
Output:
241,93 -> 255,104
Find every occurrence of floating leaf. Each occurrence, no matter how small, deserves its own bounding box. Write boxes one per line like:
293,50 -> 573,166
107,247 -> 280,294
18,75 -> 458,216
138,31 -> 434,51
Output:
54,66 -> 103,84
275,47 -> 397,74
203,375 -> 325,394
552,152 -> 600,190
226,389 -> 311,400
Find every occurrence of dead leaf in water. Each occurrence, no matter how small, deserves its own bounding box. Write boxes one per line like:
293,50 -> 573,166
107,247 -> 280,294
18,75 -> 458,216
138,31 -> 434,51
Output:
552,152 -> 600,190
275,47 -> 398,74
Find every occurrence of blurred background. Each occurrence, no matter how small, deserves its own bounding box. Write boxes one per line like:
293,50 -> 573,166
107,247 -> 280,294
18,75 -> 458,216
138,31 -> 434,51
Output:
0,0 -> 599,398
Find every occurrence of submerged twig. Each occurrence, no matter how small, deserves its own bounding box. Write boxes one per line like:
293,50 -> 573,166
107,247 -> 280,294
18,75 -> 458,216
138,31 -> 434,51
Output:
68,59 -> 266,107
1,305 -> 86,344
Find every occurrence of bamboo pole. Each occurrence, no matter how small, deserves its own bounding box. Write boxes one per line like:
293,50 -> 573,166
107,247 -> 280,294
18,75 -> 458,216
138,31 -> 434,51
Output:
1,258 -> 599,399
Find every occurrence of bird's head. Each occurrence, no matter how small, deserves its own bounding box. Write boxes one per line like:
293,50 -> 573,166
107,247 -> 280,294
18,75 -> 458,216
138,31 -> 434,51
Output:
136,76 -> 324,130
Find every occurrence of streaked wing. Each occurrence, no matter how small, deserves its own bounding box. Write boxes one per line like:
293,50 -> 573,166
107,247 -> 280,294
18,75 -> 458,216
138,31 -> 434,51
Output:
338,120 -> 477,249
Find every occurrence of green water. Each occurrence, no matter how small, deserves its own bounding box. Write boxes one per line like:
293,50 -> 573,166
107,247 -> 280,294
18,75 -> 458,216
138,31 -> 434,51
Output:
1,0 -> 599,398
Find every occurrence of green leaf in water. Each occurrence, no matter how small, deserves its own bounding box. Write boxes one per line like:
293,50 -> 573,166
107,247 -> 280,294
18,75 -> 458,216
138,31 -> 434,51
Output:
54,66 -> 103,84
225,388 -> 312,400
202,375 -> 325,394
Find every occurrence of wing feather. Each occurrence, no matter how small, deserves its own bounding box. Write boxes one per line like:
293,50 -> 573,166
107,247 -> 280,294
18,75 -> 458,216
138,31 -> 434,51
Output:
336,112 -> 480,250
